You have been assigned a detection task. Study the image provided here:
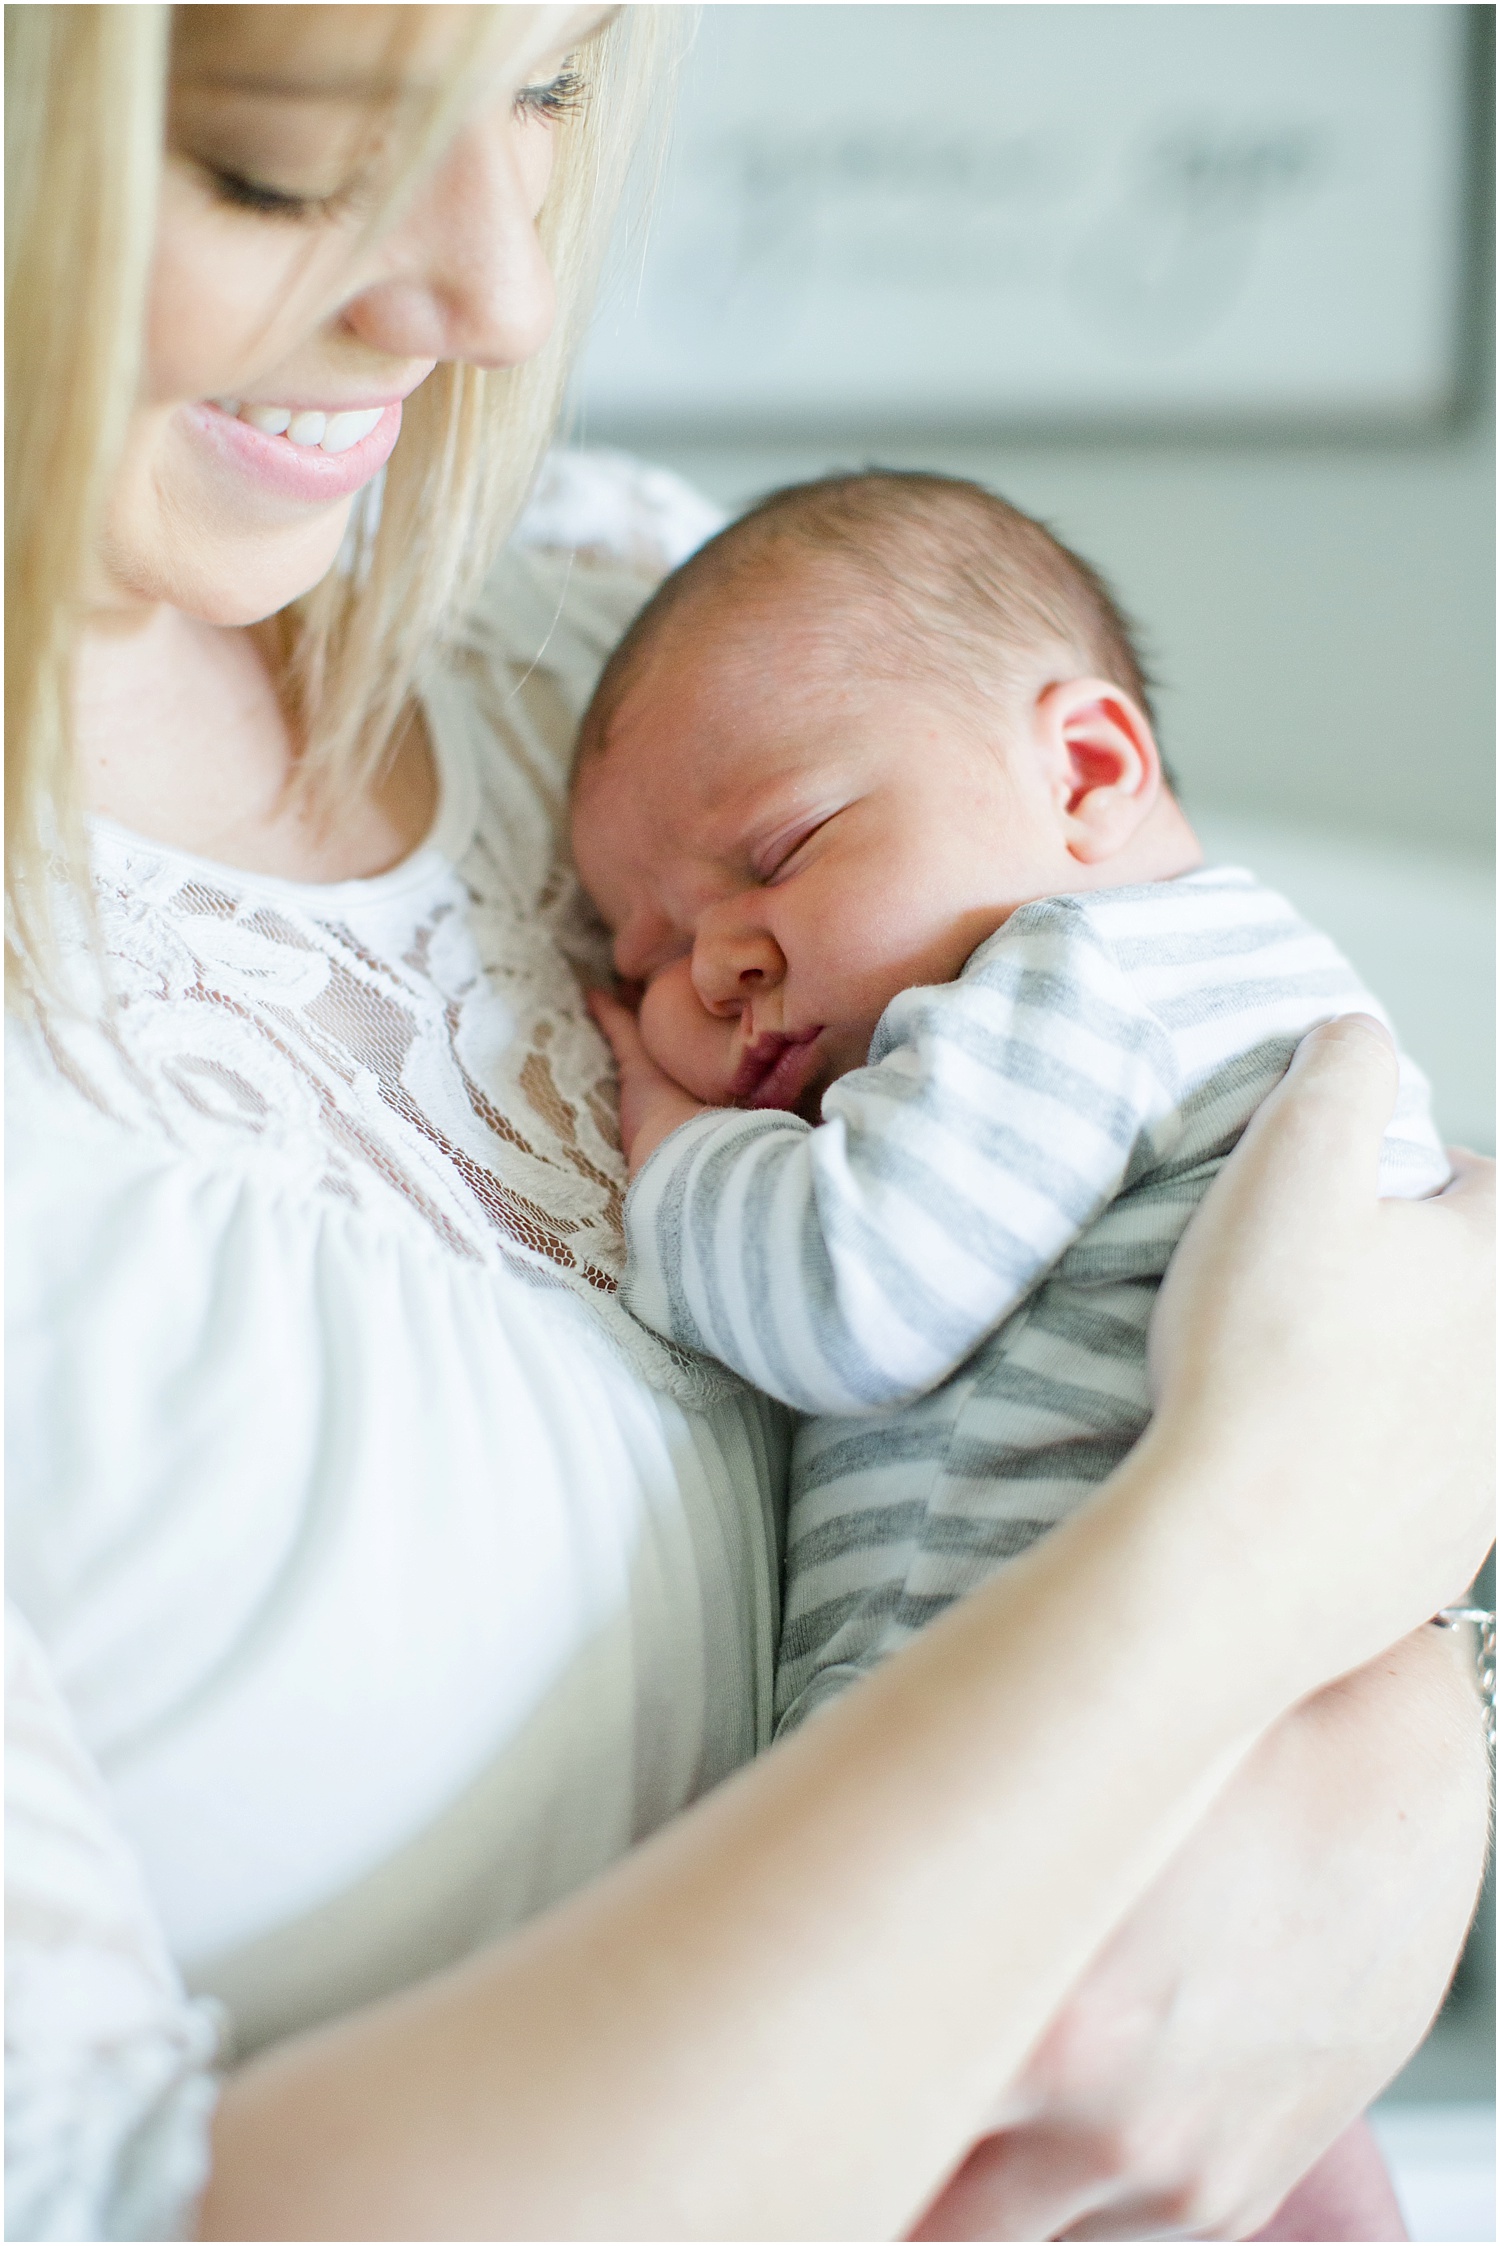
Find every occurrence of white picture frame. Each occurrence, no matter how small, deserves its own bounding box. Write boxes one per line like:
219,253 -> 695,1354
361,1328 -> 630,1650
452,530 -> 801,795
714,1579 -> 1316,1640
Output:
577,4 -> 1475,436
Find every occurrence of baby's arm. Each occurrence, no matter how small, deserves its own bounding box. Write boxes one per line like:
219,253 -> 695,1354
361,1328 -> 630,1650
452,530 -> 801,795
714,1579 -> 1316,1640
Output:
598,904 -> 1180,1415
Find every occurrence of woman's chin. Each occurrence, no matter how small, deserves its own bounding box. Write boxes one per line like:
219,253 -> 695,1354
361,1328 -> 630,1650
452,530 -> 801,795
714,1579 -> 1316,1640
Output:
192,543 -> 348,627
98,423 -> 365,623
100,517 -> 353,628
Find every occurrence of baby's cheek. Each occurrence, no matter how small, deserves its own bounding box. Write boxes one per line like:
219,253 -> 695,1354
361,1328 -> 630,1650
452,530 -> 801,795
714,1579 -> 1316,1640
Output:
639,966 -> 733,1104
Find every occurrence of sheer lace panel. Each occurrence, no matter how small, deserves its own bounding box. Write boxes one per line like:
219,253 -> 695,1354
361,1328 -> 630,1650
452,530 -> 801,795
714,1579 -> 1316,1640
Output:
32,531 -> 737,1410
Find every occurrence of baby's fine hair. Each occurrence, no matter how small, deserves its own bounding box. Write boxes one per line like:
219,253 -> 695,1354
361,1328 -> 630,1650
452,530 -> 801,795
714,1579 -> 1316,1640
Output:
581,469 -> 1157,754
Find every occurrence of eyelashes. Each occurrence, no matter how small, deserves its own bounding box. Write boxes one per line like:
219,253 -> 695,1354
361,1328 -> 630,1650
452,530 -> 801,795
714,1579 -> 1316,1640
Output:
515,65 -> 586,122
207,169 -> 337,222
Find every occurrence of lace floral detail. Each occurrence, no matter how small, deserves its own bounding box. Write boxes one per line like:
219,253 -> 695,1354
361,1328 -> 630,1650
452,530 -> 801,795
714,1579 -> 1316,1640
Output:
26,483 -> 739,1410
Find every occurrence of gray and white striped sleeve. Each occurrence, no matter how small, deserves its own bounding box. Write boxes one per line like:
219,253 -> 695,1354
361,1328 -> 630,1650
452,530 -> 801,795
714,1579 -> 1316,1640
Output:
622,899 -> 1181,1414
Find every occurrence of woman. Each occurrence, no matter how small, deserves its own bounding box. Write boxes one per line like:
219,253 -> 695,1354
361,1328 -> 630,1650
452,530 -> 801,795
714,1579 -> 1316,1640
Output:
6,7 -> 1491,2240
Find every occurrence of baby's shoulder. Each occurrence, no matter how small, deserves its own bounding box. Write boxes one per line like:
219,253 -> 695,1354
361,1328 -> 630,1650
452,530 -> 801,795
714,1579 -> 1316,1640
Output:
960,867 -> 1314,995
967,866 -> 1276,960
951,887 -> 1150,1012
871,888 -> 1171,1073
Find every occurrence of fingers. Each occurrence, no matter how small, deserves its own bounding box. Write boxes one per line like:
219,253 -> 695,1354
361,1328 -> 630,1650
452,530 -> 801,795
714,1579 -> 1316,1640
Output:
1290,1011 -> 1395,1065
1225,1014 -> 1401,1212
586,986 -> 634,1030
1271,1013 -> 1398,1137
587,987 -> 648,1070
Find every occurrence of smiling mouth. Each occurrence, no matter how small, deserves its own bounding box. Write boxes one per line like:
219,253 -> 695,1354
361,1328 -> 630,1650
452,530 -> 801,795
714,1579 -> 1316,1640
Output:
730,1028 -> 826,1114
209,398 -> 391,454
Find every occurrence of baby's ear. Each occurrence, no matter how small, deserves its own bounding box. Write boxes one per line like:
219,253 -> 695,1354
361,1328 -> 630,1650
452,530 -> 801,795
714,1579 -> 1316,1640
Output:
1032,677 -> 1163,865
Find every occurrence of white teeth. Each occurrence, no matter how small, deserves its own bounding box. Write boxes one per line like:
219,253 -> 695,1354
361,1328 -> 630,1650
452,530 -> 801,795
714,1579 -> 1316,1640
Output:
214,400 -> 386,453
319,407 -> 382,454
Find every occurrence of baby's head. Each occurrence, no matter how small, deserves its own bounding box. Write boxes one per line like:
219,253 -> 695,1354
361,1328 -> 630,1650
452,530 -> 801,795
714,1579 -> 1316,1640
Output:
571,471 -> 1200,1119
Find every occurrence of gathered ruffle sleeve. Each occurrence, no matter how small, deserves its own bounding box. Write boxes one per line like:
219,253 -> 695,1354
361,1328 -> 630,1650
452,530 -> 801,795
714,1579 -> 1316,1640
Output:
6,1605 -> 224,2242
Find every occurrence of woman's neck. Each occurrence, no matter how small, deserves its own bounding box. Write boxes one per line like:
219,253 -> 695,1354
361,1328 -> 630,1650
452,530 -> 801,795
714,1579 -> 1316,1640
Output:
74,604 -> 437,885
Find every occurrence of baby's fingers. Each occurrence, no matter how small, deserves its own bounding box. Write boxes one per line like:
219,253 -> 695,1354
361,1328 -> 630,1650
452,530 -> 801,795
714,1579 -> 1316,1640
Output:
586,985 -> 710,1175
587,987 -> 649,1072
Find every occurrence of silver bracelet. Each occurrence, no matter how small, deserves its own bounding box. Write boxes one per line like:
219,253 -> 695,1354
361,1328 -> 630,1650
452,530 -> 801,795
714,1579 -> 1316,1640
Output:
1432,1607 -> 1497,1751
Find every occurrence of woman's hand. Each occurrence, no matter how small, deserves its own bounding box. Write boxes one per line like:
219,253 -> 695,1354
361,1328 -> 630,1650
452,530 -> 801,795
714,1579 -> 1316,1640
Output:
909,1619 -> 1488,2240
1142,1014 -> 1494,1703
589,988 -> 710,1175
907,1017 -> 1494,2243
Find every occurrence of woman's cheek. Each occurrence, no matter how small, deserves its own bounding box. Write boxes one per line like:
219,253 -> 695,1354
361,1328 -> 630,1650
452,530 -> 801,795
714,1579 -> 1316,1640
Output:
143,177 -> 332,406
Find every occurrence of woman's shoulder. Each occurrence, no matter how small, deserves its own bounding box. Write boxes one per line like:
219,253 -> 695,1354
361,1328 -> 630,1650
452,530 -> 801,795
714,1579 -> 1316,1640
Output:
513,446 -> 726,584
447,447 -> 724,719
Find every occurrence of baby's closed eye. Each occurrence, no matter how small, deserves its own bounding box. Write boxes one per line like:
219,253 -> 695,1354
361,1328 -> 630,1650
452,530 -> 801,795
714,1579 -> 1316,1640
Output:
753,808 -> 843,884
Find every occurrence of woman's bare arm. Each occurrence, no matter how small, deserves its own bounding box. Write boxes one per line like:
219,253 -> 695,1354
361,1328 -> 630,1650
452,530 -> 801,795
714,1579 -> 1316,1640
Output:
200,1021 -> 1494,2242
912,1619 -> 1489,2242
200,1449 -> 1287,2241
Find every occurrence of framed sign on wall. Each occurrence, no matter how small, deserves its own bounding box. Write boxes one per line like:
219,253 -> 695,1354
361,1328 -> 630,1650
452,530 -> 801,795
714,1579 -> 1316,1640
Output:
576,4 -> 1475,438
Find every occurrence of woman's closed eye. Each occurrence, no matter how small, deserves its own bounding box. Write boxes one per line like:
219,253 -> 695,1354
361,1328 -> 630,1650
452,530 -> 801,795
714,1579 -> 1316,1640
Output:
189,62 -> 583,227
204,167 -> 358,222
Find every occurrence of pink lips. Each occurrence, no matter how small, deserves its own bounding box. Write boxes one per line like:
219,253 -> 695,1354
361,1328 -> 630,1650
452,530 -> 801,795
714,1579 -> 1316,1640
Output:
185,398 -> 404,504
730,1028 -> 826,1114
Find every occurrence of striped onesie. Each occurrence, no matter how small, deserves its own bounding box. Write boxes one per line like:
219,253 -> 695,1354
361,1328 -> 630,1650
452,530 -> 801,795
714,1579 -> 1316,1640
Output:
621,867 -> 1449,1734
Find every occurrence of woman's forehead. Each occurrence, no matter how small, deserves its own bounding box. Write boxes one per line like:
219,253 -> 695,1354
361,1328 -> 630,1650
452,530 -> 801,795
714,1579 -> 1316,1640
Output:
171,5 -> 605,98
172,7 -> 461,96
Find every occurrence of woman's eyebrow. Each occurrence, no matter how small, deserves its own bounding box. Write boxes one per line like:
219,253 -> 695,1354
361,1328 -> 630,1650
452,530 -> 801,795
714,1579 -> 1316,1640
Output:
174,73 -> 428,101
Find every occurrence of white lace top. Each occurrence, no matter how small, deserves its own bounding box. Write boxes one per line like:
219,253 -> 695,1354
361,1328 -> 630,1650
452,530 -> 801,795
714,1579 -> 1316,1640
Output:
6,456 -> 788,2242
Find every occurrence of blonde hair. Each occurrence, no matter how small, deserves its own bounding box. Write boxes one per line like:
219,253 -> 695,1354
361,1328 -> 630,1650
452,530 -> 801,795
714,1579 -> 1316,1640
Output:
5,3 -> 685,1001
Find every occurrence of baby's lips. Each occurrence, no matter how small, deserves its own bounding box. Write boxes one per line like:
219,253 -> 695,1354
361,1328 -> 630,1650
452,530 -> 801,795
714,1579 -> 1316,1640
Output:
729,1026 -> 823,1107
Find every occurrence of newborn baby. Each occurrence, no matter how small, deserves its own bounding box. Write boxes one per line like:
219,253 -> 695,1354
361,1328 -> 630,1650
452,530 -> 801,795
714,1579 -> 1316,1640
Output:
573,468 -> 1447,1739
572,471 -> 1431,2243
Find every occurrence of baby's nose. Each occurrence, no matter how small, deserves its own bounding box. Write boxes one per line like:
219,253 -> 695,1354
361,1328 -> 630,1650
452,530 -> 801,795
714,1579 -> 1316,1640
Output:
693,926 -> 786,1013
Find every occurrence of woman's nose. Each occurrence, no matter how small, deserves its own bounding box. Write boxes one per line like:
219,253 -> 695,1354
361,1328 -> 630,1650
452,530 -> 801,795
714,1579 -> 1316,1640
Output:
340,101 -> 556,368
692,924 -> 787,1015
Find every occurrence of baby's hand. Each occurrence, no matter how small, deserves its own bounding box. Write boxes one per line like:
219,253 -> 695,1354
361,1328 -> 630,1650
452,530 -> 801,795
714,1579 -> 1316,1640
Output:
588,989 -> 712,1178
